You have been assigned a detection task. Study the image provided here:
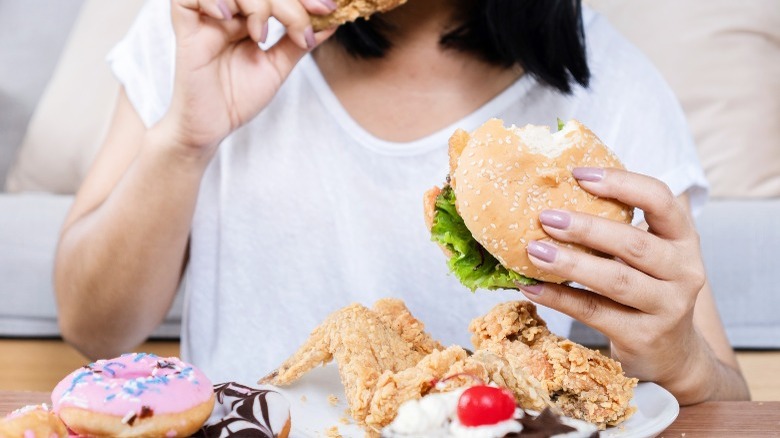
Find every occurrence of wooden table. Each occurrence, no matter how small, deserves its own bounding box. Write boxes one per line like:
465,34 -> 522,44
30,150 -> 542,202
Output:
659,401 -> 780,437
1,392 -> 778,437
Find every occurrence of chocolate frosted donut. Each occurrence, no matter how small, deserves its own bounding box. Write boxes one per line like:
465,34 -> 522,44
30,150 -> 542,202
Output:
194,382 -> 291,438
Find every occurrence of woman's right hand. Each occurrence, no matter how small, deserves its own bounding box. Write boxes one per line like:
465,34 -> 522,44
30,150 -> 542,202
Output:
164,0 -> 335,158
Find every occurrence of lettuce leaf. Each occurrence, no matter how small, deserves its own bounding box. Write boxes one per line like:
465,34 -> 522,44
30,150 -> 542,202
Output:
431,186 -> 536,291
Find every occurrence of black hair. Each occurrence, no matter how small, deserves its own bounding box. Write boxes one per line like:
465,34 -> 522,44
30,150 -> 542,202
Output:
332,0 -> 589,94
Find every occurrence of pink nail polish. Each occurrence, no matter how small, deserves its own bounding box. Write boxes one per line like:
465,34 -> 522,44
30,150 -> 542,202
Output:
572,167 -> 604,182
539,210 -> 571,230
216,0 -> 232,20
259,22 -> 269,44
518,283 -> 544,296
304,26 -> 316,49
319,0 -> 337,12
528,241 -> 557,263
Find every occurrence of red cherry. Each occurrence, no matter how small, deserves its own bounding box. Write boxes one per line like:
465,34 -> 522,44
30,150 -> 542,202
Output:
457,385 -> 516,427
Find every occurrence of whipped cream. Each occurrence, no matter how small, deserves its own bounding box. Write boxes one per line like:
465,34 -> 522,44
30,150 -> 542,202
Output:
383,388 -> 522,438
382,387 -> 599,438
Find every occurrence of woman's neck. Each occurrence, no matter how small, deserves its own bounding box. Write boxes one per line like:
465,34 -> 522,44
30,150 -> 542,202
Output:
312,2 -> 523,143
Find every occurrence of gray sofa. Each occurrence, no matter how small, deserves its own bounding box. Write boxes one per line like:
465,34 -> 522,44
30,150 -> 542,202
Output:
1,1 -> 778,347
0,0 -> 181,338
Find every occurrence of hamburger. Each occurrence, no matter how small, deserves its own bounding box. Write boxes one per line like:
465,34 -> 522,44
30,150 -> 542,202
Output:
424,118 -> 633,290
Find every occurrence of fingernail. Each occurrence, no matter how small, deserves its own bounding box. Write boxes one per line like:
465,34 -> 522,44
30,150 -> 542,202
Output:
217,0 -> 232,20
259,22 -> 269,44
528,241 -> 557,263
305,26 -> 316,49
539,209 -> 571,230
518,283 -> 544,296
572,167 -> 604,182
319,0 -> 338,12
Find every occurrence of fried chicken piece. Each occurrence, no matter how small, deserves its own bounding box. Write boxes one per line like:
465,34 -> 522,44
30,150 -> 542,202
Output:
366,346 -> 556,429
310,0 -> 408,32
260,301 -> 441,423
469,301 -> 638,428
365,346 -> 472,429
261,301 -> 549,430
263,299 -> 636,432
372,298 -> 444,356
463,349 -> 552,411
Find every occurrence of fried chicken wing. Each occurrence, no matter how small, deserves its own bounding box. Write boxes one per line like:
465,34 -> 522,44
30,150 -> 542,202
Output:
260,302 -> 429,422
372,298 -> 444,356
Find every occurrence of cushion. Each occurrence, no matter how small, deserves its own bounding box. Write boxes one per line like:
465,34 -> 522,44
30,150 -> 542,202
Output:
587,0 -> 780,199
0,1 -> 84,186
0,193 -> 183,338
5,0 -> 145,194
696,199 -> 780,348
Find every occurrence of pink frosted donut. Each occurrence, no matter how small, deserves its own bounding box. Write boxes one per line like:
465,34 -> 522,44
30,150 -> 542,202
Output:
0,404 -> 67,438
51,353 -> 215,437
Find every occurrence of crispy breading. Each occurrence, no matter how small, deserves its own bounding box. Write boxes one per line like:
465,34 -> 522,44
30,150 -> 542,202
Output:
365,346 -> 471,428
372,298 -> 445,356
463,349 -> 551,412
260,302 -> 438,423
310,0 -> 408,32
469,301 -> 638,428
263,300 -> 637,431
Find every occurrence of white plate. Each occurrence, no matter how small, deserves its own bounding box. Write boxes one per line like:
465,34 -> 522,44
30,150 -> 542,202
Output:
266,363 -> 679,438
601,382 -> 679,438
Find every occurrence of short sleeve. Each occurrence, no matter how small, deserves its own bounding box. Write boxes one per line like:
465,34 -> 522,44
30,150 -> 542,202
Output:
573,10 -> 710,222
106,0 -> 175,128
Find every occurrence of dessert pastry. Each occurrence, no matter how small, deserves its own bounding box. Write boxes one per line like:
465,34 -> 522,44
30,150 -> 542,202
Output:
382,383 -> 599,438
0,404 -> 68,438
51,353 -> 215,437
193,382 -> 291,438
310,0 -> 408,31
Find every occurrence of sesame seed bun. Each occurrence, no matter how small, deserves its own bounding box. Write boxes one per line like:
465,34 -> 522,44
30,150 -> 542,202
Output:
427,118 -> 633,284
310,0 -> 408,32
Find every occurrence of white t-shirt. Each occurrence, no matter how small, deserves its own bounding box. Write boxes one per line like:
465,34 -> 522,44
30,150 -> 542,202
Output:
109,0 -> 708,384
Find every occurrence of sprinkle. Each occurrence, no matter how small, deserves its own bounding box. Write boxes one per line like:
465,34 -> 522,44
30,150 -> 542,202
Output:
122,410 -> 136,425
102,362 -> 127,377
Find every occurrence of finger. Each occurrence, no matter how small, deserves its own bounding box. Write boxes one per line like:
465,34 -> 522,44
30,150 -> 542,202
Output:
517,281 -> 639,340
234,0 -> 271,42
176,0 -> 225,20
263,28 -> 334,77
572,167 -> 692,241
239,0 -> 314,50
299,0 -> 338,16
173,0 -> 250,44
525,240 -> 664,313
539,209 -> 677,280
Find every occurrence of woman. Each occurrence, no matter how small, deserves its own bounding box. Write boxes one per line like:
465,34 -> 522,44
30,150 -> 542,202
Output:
54,0 -> 749,404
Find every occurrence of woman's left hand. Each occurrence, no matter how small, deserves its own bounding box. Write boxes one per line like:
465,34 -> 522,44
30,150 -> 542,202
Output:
517,167 -> 730,404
